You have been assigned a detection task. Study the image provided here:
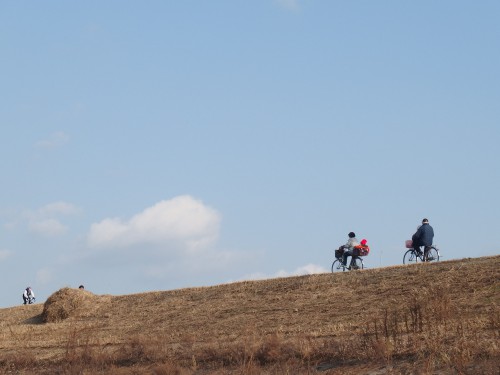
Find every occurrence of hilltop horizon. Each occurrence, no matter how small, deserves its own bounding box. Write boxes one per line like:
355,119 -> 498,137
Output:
1,255 -> 498,374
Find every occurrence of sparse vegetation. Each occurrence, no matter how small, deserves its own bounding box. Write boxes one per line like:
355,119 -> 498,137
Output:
0,256 -> 498,374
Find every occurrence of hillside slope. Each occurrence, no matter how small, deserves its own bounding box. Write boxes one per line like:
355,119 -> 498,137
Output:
0,256 -> 499,374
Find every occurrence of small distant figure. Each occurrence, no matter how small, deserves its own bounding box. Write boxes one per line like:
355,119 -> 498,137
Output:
411,218 -> 434,257
78,285 -> 85,290
22,286 -> 35,305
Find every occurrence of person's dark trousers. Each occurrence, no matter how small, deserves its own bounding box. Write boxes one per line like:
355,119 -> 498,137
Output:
413,243 -> 423,255
342,251 -> 352,266
423,246 -> 432,260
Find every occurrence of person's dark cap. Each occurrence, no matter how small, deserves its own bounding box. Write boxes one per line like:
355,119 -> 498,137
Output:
348,232 -> 356,238
422,218 -> 429,224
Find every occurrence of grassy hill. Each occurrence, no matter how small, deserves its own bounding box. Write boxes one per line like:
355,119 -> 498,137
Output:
0,256 -> 498,374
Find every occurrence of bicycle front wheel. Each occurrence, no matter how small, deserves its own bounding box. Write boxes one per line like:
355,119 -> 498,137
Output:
403,249 -> 419,265
331,259 -> 346,272
424,247 -> 440,263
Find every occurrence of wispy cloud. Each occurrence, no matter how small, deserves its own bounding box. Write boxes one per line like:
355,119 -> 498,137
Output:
39,201 -> 80,216
6,201 -> 80,238
29,218 -> 68,237
275,0 -> 300,12
275,263 -> 328,277
28,201 -> 80,237
0,249 -> 11,261
35,131 -> 69,150
87,195 -> 220,252
240,263 -> 327,281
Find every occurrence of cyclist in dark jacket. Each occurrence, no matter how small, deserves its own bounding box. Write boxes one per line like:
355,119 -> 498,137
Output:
412,218 -> 434,255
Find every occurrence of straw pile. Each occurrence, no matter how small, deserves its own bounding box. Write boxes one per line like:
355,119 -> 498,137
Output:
41,287 -> 97,323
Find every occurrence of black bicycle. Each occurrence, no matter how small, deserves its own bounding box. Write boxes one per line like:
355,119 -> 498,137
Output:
331,248 -> 364,272
403,245 -> 440,265
23,296 -> 35,305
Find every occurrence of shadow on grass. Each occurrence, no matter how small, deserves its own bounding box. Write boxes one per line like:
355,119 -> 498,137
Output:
23,314 -> 44,325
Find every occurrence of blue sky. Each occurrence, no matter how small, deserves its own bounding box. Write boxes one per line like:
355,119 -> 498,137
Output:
1,1 -> 499,307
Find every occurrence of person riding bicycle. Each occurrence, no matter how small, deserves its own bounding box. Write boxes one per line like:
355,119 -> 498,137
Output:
340,232 -> 360,268
22,286 -> 35,304
412,218 -> 434,257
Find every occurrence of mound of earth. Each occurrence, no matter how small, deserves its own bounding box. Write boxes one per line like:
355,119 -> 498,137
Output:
42,287 -> 100,323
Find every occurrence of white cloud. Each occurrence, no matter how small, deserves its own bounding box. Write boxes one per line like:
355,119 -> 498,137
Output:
240,263 -> 328,281
275,263 -> 328,277
29,218 -> 68,237
39,201 -> 80,216
35,131 -> 69,149
28,202 -> 79,237
275,0 -> 300,12
87,195 -> 221,252
6,201 -> 80,237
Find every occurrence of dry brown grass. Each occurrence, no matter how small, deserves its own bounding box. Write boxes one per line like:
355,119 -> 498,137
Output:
41,287 -> 108,323
0,256 -> 498,374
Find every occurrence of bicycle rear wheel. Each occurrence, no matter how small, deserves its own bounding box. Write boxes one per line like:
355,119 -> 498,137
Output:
403,249 -> 419,265
423,247 -> 440,262
350,257 -> 364,270
331,259 -> 346,272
